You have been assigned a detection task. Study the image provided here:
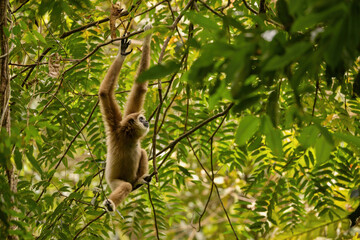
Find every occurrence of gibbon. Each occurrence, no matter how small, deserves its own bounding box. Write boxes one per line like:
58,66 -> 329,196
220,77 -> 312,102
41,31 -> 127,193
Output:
99,25 -> 152,212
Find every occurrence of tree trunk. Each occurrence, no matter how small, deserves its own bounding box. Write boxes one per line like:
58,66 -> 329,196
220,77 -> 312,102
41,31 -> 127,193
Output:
0,0 -> 18,239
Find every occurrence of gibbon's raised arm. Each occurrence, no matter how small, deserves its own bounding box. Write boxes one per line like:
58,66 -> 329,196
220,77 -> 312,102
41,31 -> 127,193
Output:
99,38 -> 131,130
124,28 -> 152,116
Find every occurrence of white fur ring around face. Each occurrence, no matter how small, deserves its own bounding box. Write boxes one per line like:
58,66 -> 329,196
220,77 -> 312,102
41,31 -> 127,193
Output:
103,199 -> 116,212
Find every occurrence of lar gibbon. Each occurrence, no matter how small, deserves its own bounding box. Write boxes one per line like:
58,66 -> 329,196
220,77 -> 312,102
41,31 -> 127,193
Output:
99,25 -> 152,212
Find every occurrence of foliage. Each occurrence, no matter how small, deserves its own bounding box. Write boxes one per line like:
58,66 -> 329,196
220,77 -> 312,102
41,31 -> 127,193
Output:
1,0 -> 360,239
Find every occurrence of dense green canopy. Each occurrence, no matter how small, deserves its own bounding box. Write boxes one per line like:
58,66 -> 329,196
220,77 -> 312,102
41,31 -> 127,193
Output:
1,0 -> 360,239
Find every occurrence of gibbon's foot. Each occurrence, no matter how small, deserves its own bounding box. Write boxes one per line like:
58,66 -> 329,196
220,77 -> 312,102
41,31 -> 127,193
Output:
103,199 -> 116,212
120,36 -> 132,56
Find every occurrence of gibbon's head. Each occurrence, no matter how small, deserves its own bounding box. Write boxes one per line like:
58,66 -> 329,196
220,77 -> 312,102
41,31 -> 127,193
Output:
121,113 -> 149,139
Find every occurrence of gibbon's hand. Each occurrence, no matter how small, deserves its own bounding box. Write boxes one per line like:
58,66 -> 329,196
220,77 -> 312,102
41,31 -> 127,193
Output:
120,36 -> 132,56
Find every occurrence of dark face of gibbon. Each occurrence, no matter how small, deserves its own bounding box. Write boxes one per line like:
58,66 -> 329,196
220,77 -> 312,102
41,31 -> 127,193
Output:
120,113 -> 149,138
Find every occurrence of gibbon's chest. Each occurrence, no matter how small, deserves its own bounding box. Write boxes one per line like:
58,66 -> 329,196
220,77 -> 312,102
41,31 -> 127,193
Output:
107,140 -> 142,181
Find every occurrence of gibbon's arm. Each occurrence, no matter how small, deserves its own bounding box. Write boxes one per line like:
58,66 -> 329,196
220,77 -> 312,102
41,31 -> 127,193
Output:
124,28 -> 152,116
99,38 -> 132,130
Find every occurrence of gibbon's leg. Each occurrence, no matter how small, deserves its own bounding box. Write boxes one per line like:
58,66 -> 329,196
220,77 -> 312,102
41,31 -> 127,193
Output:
104,179 -> 133,211
124,25 -> 152,116
99,38 -> 132,130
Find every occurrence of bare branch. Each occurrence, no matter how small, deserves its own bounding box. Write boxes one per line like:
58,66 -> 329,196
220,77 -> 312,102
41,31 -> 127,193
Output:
147,184 -> 160,239
154,103 -> 234,157
72,212 -> 106,240
11,0 -> 29,14
242,0 -> 258,15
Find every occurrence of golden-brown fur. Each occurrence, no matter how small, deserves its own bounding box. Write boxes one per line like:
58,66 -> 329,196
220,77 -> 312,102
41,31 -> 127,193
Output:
99,25 -> 152,211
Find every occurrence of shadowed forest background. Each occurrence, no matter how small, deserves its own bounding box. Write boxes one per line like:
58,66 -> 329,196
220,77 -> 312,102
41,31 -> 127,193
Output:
1,0 -> 360,239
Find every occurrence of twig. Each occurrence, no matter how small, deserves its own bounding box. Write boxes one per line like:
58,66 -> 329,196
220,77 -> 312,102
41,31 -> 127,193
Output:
198,0 -> 223,17
11,0 -> 29,13
151,35 -> 172,181
147,184 -> 160,239
312,78 -> 319,116
9,62 -> 47,67
134,0 -> 167,18
154,103 -> 234,157
207,111 -> 228,142
170,0 -> 196,30
0,52 -> 9,59
259,0 -> 266,14
241,0 -> 258,14
187,138 -> 214,231
72,212 -> 106,240
60,18 -> 110,39
211,138 -> 238,238
21,47 -> 51,87
156,91 -> 178,134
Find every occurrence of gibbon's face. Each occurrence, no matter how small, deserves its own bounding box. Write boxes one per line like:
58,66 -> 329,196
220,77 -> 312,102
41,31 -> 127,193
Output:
137,114 -> 149,135
121,113 -> 149,138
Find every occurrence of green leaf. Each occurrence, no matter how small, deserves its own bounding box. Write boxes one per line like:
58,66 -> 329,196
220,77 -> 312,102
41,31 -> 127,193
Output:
264,42 -> 311,71
314,136 -> 333,165
235,116 -> 260,146
14,148 -> 22,170
291,4 -> 346,32
178,166 -> 192,177
262,116 -> 283,157
298,125 -> 319,148
136,60 -> 180,83
185,12 -> 220,31
32,31 -> 47,45
26,148 -> 42,175
334,132 -> 360,149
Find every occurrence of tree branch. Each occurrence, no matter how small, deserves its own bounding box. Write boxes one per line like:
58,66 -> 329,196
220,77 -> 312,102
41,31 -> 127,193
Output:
72,212 -> 106,240
147,184 -> 160,239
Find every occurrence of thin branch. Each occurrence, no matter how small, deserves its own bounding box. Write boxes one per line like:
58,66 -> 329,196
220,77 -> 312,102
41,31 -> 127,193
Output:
134,0 -> 167,18
170,0 -> 196,30
156,91 -> 178,134
259,0 -> 266,14
154,103 -> 234,157
312,78 -> 319,116
11,0 -> 29,14
241,0 -> 258,15
147,184 -> 160,239
187,138 -> 213,231
0,52 -> 9,59
72,212 -> 106,240
151,35 -> 172,181
207,110 -> 228,142
60,18 -> 110,39
21,47 -> 51,87
9,62 -> 47,67
198,0 -> 223,17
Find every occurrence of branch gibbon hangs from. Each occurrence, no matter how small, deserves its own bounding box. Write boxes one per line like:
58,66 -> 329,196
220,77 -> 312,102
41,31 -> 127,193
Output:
99,25 -> 152,212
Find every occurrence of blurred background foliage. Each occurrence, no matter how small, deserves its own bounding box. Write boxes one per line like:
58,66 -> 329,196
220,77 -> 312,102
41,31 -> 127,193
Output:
1,0 -> 360,239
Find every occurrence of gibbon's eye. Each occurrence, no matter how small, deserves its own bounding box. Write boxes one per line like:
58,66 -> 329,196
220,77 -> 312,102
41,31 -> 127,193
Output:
139,116 -> 144,122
